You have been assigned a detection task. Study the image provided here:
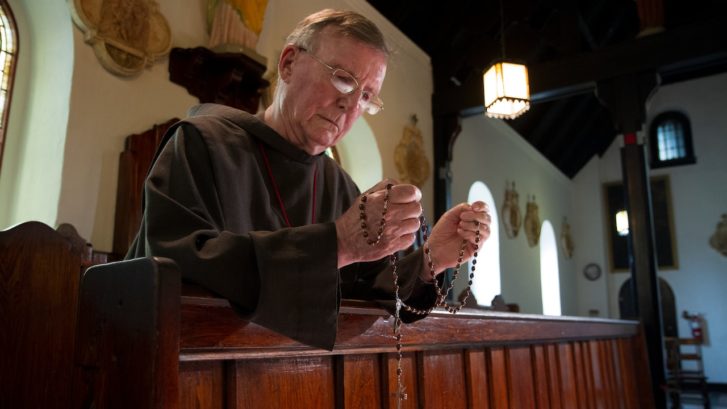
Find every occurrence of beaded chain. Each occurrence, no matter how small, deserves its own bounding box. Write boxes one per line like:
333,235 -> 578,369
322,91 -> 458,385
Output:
359,184 -> 481,407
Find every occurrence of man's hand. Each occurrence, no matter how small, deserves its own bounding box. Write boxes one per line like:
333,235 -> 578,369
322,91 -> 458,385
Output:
423,201 -> 491,280
336,180 -> 422,268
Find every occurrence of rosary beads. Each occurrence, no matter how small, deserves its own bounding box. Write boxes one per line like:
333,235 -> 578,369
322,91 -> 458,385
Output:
359,184 -> 480,406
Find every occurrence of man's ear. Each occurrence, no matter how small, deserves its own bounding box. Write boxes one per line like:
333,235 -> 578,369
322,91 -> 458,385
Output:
278,45 -> 299,83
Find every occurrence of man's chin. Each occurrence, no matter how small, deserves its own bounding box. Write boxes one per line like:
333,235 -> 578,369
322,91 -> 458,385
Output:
313,129 -> 341,146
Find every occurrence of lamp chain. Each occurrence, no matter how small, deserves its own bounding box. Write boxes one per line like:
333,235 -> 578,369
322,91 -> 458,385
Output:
499,0 -> 506,60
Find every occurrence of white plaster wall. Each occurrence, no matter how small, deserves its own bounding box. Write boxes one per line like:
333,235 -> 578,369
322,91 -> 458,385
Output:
452,116 -> 576,315
9,0 -> 432,251
572,72 -> 727,383
645,73 -> 727,383
55,0 -> 203,250
0,0 -> 73,228
571,156 -> 611,318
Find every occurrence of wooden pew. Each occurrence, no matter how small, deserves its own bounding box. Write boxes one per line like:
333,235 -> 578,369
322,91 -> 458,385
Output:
0,222 -> 85,408
76,257 -> 655,409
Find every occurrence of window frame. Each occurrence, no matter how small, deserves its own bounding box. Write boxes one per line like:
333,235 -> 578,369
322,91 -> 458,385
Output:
648,111 -> 696,169
0,0 -> 19,174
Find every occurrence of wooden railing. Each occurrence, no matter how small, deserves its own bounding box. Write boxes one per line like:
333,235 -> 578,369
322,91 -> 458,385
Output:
0,221 -> 655,409
75,257 -> 655,409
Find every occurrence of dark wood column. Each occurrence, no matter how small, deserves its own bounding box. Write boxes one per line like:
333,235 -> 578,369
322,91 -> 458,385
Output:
596,71 -> 666,408
432,113 -> 463,301
432,113 -> 461,221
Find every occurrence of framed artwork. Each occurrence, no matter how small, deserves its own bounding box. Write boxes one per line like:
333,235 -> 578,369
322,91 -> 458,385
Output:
603,175 -> 678,272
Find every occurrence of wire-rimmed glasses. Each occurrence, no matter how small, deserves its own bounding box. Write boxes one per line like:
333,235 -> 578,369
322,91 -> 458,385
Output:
299,47 -> 384,115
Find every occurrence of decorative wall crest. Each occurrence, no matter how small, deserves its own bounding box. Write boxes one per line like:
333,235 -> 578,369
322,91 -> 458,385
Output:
561,217 -> 574,259
394,115 -> 430,188
524,195 -> 541,247
69,0 -> 172,76
501,181 -> 522,239
709,213 -> 727,257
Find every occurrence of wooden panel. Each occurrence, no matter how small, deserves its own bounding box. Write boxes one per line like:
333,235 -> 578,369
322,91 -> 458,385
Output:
229,356 -> 335,408
572,342 -> 590,409
383,352 -> 418,409
179,361 -> 224,409
508,346 -> 536,409
0,222 -> 81,409
599,340 -> 618,409
531,345 -> 552,409
490,347 -> 509,408
74,260 -> 653,408
631,328 -> 656,408
616,338 -> 639,409
609,339 -> 626,409
545,344 -> 563,409
179,295 -> 640,357
338,354 -> 381,409
558,343 -> 578,409
418,350 -> 467,409
588,341 -> 607,409
465,349 -> 490,409
581,341 -> 597,409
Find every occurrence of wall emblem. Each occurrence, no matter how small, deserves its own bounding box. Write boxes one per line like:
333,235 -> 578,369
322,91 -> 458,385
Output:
70,0 -> 172,76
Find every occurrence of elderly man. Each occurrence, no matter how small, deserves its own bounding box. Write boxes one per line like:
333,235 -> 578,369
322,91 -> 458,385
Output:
127,9 -> 490,349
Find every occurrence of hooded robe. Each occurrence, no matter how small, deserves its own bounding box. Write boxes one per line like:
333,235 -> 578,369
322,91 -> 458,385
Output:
127,103 -> 437,349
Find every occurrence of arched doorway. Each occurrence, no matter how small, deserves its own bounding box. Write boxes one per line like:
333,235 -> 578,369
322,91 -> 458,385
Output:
619,277 -> 678,338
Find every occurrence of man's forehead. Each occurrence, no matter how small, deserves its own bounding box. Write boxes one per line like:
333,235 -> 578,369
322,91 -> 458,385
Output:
314,27 -> 387,59
316,34 -> 387,73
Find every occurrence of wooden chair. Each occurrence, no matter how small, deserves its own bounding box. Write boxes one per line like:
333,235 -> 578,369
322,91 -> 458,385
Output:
664,336 -> 711,408
0,221 -> 84,408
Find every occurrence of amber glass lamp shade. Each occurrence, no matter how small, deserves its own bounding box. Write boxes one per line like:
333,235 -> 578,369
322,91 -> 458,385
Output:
483,61 -> 530,119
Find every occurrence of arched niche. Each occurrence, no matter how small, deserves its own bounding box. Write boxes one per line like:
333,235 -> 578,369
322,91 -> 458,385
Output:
540,220 -> 561,315
465,181 -> 501,306
334,117 -> 382,191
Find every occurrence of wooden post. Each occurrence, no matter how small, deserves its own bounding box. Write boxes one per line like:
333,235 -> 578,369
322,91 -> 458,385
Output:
621,138 -> 666,409
432,113 -> 461,221
596,72 -> 665,408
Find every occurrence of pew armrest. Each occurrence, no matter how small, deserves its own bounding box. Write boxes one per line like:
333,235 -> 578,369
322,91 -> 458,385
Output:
75,257 -> 181,409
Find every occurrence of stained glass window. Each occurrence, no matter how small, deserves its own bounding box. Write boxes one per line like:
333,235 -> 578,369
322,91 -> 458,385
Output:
0,1 -> 18,170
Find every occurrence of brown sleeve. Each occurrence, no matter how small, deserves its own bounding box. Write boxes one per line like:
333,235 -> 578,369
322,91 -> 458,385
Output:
127,123 -> 340,350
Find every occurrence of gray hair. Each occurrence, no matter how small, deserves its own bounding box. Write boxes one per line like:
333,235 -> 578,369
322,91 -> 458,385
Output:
285,9 -> 390,56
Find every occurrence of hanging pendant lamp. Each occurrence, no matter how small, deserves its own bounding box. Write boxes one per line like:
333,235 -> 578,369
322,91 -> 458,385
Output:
484,0 -> 530,119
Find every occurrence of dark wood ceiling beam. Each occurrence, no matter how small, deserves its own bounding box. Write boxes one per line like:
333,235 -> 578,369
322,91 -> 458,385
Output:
550,103 -> 613,177
541,96 -> 594,160
521,99 -> 571,148
433,18 -> 727,116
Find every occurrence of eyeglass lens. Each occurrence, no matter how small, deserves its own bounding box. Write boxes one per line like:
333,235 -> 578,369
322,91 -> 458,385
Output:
302,47 -> 383,114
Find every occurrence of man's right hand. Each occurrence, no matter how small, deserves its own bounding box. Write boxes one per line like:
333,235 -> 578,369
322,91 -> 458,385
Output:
335,180 -> 422,268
